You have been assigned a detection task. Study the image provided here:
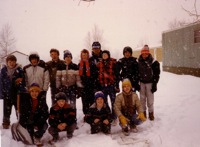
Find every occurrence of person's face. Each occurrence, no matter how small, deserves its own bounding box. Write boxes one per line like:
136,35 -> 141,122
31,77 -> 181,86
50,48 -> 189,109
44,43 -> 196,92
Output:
30,90 -> 40,99
57,99 -> 66,108
92,48 -> 101,56
124,51 -> 131,58
64,56 -> 72,65
31,58 -> 39,66
102,53 -> 109,60
50,52 -> 59,62
7,60 -> 16,69
81,53 -> 89,61
96,97 -> 104,107
123,85 -> 131,93
142,53 -> 149,60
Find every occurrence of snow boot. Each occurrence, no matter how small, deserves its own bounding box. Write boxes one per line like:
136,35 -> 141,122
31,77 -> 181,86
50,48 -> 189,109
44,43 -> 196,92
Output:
122,126 -> 130,136
130,124 -> 138,133
149,112 -> 154,121
33,137 -> 42,146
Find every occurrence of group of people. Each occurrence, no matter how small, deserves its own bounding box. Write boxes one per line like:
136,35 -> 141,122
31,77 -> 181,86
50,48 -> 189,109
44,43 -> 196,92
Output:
0,41 -> 160,145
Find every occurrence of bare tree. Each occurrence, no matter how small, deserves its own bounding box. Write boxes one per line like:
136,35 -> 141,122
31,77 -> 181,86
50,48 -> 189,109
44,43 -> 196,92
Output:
84,24 -> 104,51
182,0 -> 200,23
168,18 -> 187,29
0,24 -> 16,58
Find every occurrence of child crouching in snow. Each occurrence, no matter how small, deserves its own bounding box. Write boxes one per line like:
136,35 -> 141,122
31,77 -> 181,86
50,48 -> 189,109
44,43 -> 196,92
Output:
114,78 -> 146,136
48,92 -> 77,143
19,83 -> 49,145
85,91 -> 112,134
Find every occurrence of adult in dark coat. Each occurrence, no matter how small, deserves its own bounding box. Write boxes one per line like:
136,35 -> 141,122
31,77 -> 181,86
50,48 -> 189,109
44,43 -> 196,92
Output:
138,45 -> 160,121
117,46 -> 140,92
85,91 -> 112,134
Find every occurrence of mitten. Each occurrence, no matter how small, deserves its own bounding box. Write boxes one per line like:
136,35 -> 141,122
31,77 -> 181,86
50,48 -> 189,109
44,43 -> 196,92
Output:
151,83 -> 157,93
119,115 -> 128,127
137,113 -> 146,121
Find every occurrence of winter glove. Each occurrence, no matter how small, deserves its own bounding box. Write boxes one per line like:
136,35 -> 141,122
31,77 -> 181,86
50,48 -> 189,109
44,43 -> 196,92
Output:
151,83 -> 157,93
119,115 -> 129,127
137,113 -> 146,122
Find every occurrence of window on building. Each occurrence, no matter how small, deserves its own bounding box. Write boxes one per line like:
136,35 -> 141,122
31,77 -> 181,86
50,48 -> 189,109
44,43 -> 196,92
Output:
194,29 -> 200,43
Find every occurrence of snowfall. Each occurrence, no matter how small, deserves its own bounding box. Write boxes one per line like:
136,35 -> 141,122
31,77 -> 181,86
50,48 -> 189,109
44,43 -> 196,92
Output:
1,64 -> 200,147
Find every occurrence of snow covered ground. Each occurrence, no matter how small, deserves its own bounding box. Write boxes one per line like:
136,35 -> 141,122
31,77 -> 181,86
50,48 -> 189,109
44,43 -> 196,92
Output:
1,69 -> 200,147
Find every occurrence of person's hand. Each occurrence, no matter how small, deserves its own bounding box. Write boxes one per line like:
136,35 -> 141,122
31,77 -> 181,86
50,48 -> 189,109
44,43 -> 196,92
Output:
15,78 -> 23,85
119,115 -> 129,127
137,113 -> 146,121
94,118 -> 100,123
103,119 -> 109,125
151,83 -> 157,93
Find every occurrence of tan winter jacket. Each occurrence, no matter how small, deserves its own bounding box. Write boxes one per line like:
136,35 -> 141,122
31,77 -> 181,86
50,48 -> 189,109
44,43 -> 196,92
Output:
114,91 -> 143,117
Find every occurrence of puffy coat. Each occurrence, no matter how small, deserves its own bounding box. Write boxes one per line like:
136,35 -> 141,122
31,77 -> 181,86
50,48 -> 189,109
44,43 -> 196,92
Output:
0,64 -> 26,99
19,93 -> 49,127
85,103 -> 112,124
48,103 -> 76,128
138,54 -> 160,84
114,91 -> 143,118
23,60 -> 49,91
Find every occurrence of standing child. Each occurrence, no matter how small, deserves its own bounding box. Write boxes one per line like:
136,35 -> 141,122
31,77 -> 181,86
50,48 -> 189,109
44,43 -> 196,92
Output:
85,91 -> 112,134
138,45 -> 160,121
114,78 -> 146,136
0,55 -> 26,129
19,83 -> 49,146
48,92 -> 77,143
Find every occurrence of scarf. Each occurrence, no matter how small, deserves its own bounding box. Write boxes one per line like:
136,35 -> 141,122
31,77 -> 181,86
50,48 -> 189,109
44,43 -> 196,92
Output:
79,60 -> 90,77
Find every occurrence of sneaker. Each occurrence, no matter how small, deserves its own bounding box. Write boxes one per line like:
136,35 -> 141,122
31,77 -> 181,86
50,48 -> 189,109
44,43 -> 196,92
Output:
111,119 -> 117,126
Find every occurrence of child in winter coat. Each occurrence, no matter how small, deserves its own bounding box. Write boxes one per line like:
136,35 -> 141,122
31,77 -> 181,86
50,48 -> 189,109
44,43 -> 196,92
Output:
85,91 -> 112,134
114,78 -> 146,136
48,92 -> 77,143
138,45 -> 160,121
19,83 -> 49,145
0,55 -> 26,129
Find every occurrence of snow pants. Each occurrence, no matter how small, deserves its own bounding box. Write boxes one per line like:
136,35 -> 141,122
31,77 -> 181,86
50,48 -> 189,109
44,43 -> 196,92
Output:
139,82 -> 154,113
90,121 -> 111,134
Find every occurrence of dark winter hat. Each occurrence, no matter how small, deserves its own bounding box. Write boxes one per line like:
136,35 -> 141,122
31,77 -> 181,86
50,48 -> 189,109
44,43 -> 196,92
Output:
123,46 -> 133,55
50,48 -> 60,55
94,91 -> 105,101
29,83 -> 41,92
92,41 -> 101,49
6,55 -> 17,62
29,52 -> 40,62
63,50 -> 72,59
141,45 -> 150,54
55,92 -> 67,101
102,50 -> 110,58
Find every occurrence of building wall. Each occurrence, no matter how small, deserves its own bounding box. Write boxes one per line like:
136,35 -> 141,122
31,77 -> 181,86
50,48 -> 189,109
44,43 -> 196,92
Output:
162,22 -> 200,77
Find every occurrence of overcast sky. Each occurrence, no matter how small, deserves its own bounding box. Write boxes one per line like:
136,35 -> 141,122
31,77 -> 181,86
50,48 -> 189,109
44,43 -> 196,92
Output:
0,0 -> 198,61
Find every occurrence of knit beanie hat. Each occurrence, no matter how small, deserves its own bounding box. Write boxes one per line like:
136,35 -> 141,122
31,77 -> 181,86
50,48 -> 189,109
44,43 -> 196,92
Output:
123,46 -> 133,55
141,45 -> 150,54
92,41 -> 101,49
29,83 -> 41,92
122,78 -> 132,88
63,50 -> 72,59
94,91 -> 105,101
55,92 -> 67,101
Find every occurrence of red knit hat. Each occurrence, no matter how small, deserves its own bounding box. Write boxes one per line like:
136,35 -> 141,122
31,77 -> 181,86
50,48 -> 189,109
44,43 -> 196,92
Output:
141,45 -> 150,54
